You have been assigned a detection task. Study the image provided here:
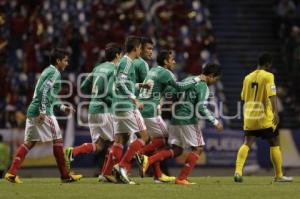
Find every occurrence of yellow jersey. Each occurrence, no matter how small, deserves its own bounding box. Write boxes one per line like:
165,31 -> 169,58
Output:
241,69 -> 276,131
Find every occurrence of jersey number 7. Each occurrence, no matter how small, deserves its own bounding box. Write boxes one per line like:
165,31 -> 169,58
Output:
251,82 -> 259,100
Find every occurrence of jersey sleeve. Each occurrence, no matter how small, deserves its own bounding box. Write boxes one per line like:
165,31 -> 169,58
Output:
40,71 -> 60,114
266,74 -> 276,97
197,86 -> 218,125
115,59 -> 136,99
241,78 -> 245,101
136,61 -> 149,83
80,72 -> 93,95
161,71 -> 198,92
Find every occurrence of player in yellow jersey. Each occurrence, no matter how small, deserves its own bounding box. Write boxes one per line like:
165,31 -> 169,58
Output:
234,53 -> 293,183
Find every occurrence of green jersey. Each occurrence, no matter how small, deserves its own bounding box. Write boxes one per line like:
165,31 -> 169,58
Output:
80,62 -> 115,114
170,76 -> 218,125
139,66 -> 199,118
27,65 -> 62,117
133,57 -> 150,96
112,55 -> 137,112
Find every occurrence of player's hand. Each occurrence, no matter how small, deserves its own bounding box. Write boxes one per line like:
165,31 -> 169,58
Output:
134,98 -> 144,110
64,105 -> 76,114
37,113 -> 45,124
273,114 -> 280,126
215,122 -> 224,132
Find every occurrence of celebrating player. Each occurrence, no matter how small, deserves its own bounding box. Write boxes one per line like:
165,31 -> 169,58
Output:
5,48 -> 82,183
136,50 -> 203,183
64,43 -> 122,182
139,63 -> 223,185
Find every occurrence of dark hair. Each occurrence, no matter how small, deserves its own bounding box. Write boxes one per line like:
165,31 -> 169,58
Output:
105,43 -> 122,61
49,48 -> 69,65
157,50 -> 172,66
125,36 -> 141,53
258,53 -> 273,66
202,63 -> 221,77
141,37 -> 153,48
0,134 -> 3,142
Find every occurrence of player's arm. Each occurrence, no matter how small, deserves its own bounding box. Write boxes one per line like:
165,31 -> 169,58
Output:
267,74 -> 279,126
80,72 -> 93,95
197,86 -> 223,131
115,61 -> 143,109
165,73 -> 201,92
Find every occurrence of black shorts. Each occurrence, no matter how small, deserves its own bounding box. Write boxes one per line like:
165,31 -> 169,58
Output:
244,128 -> 279,140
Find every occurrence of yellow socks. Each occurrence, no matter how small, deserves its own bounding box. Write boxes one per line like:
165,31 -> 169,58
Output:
235,144 -> 250,176
270,146 -> 283,177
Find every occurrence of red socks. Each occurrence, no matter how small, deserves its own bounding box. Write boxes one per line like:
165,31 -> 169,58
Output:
101,143 -> 123,175
177,152 -> 199,180
8,144 -> 30,175
119,139 -> 145,169
73,143 -> 97,156
139,137 -> 165,155
149,149 -> 174,165
53,142 -> 69,179
153,162 -> 162,178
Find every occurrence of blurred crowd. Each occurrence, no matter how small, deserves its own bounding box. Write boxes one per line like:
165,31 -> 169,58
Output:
0,0 -> 226,128
275,0 -> 300,122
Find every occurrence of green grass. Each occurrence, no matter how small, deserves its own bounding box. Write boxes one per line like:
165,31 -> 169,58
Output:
0,177 -> 299,199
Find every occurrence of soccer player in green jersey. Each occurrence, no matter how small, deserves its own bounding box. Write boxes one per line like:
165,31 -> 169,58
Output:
133,37 -> 153,96
136,50 -> 202,182
64,43 -> 122,182
5,48 -> 82,183
111,36 -> 151,184
140,63 -> 224,185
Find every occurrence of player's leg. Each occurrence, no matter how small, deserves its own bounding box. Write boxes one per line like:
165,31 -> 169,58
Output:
139,117 -> 168,155
5,117 -> 39,183
103,133 -> 127,179
114,110 -> 148,183
65,113 -> 107,162
234,135 -> 255,182
175,123 -> 205,185
176,146 -> 204,185
5,141 -> 36,183
267,130 -> 293,182
139,124 -> 184,177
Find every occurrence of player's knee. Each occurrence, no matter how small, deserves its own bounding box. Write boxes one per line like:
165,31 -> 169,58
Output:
171,145 -> 183,157
24,141 -> 36,150
137,130 -> 149,142
53,139 -> 63,144
192,146 -> 204,155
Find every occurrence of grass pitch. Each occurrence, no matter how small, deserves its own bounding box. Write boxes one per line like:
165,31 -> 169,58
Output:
0,177 -> 299,199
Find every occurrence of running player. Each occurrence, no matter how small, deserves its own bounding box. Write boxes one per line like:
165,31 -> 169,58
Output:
64,43 -> 122,182
5,48 -> 82,183
139,63 -> 223,185
234,53 -> 293,183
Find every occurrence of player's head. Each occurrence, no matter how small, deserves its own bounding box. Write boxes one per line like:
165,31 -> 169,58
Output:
49,48 -> 69,70
141,36 -> 154,60
125,35 -> 142,58
202,63 -> 221,85
258,53 -> 273,69
157,50 -> 176,70
105,42 -> 123,63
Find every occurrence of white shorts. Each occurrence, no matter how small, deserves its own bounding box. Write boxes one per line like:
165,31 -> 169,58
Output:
114,109 -> 146,134
88,113 -> 115,142
144,116 -> 168,138
24,116 -> 62,142
168,123 -> 205,149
